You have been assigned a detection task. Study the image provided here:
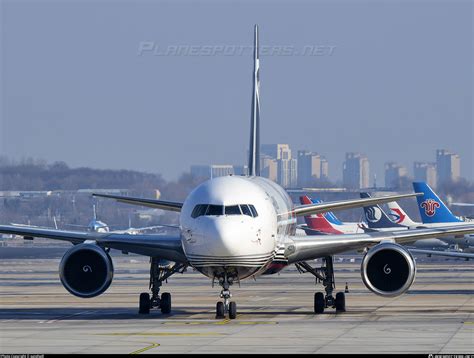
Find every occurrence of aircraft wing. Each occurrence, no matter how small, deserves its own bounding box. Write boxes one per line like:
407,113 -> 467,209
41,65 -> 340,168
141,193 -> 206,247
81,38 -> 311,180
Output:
284,224 -> 474,264
290,193 -> 421,217
92,193 -> 183,212
408,248 -> 474,259
0,225 -> 187,263
451,203 -> 474,207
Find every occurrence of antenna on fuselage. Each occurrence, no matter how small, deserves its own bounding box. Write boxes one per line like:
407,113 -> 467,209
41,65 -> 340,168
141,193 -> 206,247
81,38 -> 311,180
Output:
248,24 -> 260,177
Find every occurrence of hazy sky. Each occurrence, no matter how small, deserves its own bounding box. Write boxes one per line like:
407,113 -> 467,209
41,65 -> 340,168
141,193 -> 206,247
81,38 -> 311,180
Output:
2,0 -> 473,183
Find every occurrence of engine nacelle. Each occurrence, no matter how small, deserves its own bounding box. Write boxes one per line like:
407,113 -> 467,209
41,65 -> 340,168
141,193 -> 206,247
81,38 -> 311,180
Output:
361,243 -> 416,297
59,243 -> 114,298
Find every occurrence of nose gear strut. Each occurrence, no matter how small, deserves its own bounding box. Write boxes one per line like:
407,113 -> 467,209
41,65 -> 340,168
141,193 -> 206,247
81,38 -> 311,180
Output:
215,272 -> 237,319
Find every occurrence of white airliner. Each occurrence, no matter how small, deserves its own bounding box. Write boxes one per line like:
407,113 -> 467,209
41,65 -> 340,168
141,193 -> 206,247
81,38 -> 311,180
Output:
62,204 -> 172,234
1,26 -> 474,319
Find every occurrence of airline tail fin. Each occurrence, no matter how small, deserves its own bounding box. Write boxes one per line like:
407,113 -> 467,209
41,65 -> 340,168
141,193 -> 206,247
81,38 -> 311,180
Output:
300,196 -> 343,225
360,192 -> 405,229
317,204 -> 343,226
386,201 -> 418,226
248,24 -> 260,176
412,182 -> 461,223
299,196 -> 343,234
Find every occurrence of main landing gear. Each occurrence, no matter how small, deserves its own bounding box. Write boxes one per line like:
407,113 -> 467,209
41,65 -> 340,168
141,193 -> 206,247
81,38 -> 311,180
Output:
139,257 -> 186,315
296,256 -> 346,314
215,273 -> 237,319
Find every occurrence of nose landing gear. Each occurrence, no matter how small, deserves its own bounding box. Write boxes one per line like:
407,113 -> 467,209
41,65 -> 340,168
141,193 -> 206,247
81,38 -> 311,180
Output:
215,273 -> 237,319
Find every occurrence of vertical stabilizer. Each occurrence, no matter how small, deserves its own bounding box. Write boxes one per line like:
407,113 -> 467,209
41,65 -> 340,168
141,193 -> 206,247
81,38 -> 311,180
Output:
300,196 -> 344,225
248,24 -> 260,176
413,182 -> 461,223
360,192 -> 406,229
386,201 -> 419,226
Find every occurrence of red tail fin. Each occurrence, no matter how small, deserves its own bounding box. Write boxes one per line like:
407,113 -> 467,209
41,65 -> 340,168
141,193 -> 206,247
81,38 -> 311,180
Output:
300,196 -> 343,234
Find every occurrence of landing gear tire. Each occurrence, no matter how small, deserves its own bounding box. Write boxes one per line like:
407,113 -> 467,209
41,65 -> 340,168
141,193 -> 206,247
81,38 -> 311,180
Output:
314,292 -> 325,314
335,292 -> 346,312
229,301 -> 237,319
216,302 -> 225,319
160,292 -> 172,314
139,292 -> 151,314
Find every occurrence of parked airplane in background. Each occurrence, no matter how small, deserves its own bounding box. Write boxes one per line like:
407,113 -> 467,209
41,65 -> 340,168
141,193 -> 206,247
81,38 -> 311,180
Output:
360,192 -> 407,232
413,182 -> 470,226
386,201 -> 419,227
387,182 -> 474,250
63,205 -> 110,233
40,205 -> 173,235
298,196 -> 365,234
360,189 -> 474,253
1,26 -> 474,320
301,194 -> 472,259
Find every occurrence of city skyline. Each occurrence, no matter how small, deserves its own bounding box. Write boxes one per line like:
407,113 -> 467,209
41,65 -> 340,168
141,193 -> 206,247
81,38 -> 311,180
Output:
2,1 -> 472,182
187,145 -> 465,188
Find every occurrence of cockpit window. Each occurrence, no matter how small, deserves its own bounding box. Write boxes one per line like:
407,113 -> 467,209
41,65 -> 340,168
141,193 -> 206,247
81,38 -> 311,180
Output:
240,204 -> 252,217
225,205 -> 241,215
191,204 -> 257,218
249,205 -> 258,217
191,204 -> 208,218
206,205 -> 223,216
240,204 -> 258,217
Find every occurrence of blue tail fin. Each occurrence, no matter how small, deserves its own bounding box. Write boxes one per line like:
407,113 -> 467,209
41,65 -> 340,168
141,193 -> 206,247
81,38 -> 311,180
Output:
412,182 -> 461,223
309,198 -> 343,225
360,192 -> 405,228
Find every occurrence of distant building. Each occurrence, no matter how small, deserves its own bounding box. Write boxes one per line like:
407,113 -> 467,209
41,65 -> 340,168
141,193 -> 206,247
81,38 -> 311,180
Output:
261,144 -> 291,160
320,158 -> 329,180
436,149 -> 461,185
233,165 -> 249,176
190,164 -> 234,179
384,162 -> 408,188
261,144 -> 297,187
278,158 -> 297,188
414,162 -> 437,189
343,152 -> 369,189
297,150 -> 328,187
260,155 -> 278,182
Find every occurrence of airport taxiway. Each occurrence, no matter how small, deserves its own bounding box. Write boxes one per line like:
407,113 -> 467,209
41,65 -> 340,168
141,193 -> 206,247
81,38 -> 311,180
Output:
0,248 -> 473,354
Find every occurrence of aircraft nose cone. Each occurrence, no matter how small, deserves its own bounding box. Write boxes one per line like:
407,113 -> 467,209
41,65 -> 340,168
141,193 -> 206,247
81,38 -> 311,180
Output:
206,218 -> 241,256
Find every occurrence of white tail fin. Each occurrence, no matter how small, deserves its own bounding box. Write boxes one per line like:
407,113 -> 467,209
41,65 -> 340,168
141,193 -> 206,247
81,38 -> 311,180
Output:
386,201 -> 418,226
248,24 -> 260,176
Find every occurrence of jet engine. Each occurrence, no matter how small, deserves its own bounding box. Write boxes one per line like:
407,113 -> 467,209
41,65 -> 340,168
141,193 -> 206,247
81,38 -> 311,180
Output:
59,243 -> 114,298
361,243 -> 416,297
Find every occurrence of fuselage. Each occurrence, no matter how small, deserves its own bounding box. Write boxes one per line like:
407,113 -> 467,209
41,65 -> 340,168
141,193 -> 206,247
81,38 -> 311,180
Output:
180,175 -> 296,281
